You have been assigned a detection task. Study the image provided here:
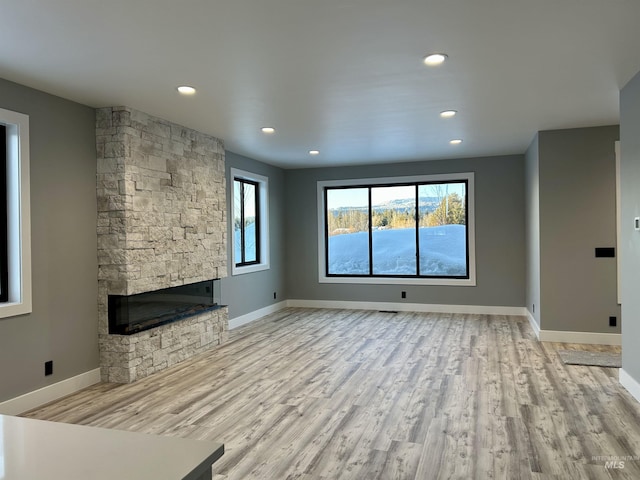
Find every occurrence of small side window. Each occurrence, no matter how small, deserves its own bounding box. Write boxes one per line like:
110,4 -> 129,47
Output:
230,168 -> 269,275
0,107 -> 32,317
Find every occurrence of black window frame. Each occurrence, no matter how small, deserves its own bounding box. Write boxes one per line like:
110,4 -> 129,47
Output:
234,177 -> 261,267
323,179 -> 469,280
0,125 -> 8,302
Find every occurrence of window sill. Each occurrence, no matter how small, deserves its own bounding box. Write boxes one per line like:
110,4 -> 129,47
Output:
232,263 -> 270,276
318,275 -> 476,287
0,300 -> 32,319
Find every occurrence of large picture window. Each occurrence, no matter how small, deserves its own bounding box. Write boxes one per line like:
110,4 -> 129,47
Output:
230,168 -> 269,275
318,173 -> 475,286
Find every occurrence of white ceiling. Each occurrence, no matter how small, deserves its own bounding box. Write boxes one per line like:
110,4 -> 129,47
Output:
1,0 -> 639,169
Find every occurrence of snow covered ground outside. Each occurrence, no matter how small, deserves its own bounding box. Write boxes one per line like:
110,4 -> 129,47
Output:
328,224 -> 467,276
237,223 -> 467,276
234,223 -> 257,264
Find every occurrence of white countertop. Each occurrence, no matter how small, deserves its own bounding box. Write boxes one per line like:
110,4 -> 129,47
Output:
0,414 -> 224,480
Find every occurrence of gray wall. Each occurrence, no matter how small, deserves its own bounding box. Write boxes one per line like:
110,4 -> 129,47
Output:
525,135 -> 541,328
538,126 -> 620,333
620,70 -> 640,381
285,155 -> 525,307
221,151 -> 287,319
0,78 -> 98,402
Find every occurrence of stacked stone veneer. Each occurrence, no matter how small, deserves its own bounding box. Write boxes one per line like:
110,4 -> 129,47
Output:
96,106 -> 228,383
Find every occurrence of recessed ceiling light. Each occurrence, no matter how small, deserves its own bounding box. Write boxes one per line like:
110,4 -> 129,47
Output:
440,110 -> 457,118
449,139 -> 463,145
309,150 -> 320,155
423,53 -> 448,66
176,85 -> 196,95
261,127 -> 275,134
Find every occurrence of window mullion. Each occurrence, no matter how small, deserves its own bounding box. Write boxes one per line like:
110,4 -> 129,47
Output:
254,181 -> 260,263
240,181 -> 246,264
414,184 -> 420,276
368,187 -> 373,276
465,179 -> 470,276
0,125 -> 7,301
324,188 -> 330,276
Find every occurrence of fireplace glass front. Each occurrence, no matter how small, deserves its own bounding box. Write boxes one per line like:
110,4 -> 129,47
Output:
108,279 -> 222,335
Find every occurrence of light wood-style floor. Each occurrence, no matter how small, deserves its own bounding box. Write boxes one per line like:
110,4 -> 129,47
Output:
24,308 -> 640,479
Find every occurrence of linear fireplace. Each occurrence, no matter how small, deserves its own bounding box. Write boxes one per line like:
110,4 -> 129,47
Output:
108,279 -> 222,335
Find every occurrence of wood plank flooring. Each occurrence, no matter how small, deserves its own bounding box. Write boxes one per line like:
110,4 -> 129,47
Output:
23,308 -> 640,479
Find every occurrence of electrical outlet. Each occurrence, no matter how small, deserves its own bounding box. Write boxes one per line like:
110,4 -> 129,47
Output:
609,316 -> 617,327
45,361 -> 53,376
273,292 -> 277,300
401,291 -> 406,299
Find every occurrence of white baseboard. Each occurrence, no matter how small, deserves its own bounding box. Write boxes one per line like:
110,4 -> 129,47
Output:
0,368 -> 101,415
524,308 -> 619,345
233,300 -> 621,347
526,309 -> 541,339
286,299 -> 527,316
229,301 -> 288,329
620,369 -> 640,403
538,330 -> 621,345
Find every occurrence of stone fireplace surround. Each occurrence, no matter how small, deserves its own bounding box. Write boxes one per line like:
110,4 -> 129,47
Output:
96,107 -> 228,383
